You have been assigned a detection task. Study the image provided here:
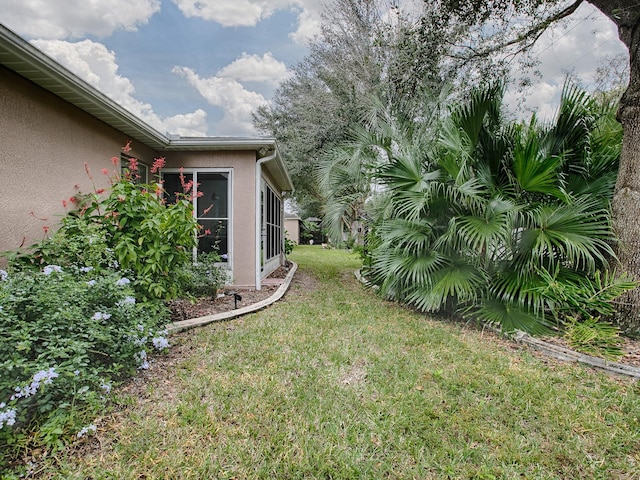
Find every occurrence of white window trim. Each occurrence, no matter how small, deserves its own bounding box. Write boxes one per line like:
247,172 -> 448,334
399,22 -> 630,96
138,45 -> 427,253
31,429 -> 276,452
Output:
162,168 -> 233,279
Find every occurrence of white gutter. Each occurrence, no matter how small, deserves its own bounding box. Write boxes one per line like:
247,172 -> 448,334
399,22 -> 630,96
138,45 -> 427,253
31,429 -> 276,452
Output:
255,150 -> 278,290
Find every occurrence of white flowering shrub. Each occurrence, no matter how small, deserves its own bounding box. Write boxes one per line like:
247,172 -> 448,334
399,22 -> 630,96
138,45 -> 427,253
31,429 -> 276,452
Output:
0,266 -> 170,469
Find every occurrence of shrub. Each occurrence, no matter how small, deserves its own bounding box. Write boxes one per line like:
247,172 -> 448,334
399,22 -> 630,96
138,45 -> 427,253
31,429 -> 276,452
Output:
8,145 -> 202,300
284,235 -> 296,255
0,144 -> 219,473
176,251 -> 227,298
0,265 -> 170,470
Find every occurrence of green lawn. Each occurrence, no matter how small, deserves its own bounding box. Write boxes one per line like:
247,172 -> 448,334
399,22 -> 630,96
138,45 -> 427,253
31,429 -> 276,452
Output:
39,246 -> 640,479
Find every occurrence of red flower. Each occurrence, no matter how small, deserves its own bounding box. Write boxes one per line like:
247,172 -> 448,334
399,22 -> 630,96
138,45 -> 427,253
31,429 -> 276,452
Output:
122,141 -> 132,155
84,162 -> 93,180
95,188 -> 105,194
42,225 -> 50,234
151,157 -> 166,173
128,158 -> 139,171
62,199 -> 68,208
111,156 -> 119,166
101,168 -> 109,175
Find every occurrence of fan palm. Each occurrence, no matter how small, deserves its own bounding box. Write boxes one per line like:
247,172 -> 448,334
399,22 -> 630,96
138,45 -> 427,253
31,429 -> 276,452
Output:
364,83 -> 629,334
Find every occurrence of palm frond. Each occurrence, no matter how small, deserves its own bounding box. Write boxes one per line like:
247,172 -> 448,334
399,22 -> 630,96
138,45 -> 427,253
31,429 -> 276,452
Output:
447,197 -> 517,259
404,260 -> 485,312
470,297 -> 554,335
515,198 -> 615,272
511,134 -> 566,200
449,82 -> 504,147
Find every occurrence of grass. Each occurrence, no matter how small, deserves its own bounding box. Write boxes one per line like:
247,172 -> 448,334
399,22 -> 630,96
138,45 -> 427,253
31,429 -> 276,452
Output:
31,246 -> 640,479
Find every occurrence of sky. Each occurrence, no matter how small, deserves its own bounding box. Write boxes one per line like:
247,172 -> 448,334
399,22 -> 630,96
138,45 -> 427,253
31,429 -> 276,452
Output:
0,0 -> 629,137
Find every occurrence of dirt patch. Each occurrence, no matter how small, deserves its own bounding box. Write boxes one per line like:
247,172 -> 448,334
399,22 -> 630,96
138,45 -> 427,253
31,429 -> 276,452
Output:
166,286 -> 279,322
166,262 -> 295,322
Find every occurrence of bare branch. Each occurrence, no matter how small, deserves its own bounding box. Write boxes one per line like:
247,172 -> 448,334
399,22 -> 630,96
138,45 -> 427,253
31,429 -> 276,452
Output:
450,0 -> 584,61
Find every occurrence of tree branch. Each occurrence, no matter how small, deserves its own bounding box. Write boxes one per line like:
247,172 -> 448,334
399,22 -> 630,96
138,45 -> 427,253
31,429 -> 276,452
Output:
450,0 -> 585,61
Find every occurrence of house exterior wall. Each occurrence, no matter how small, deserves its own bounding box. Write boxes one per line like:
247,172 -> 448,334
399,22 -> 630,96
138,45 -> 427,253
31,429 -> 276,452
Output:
284,218 -> 300,244
164,151 -> 257,287
0,65 -> 156,260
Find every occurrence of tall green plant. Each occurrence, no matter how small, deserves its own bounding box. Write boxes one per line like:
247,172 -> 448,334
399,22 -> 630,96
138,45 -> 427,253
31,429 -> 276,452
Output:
8,146 -> 200,300
360,84 -> 633,334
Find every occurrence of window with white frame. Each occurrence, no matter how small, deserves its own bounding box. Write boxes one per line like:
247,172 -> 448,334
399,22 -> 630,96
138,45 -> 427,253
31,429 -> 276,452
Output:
120,154 -> 148,184
162,169 -> 231,261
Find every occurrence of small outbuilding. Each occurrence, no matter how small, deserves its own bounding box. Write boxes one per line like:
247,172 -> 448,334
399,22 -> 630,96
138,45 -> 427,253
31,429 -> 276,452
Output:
0,24 -> 293,289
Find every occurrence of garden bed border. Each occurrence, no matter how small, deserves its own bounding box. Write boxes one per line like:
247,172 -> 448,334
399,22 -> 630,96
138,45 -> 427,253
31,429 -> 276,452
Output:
166,261 -> 298,333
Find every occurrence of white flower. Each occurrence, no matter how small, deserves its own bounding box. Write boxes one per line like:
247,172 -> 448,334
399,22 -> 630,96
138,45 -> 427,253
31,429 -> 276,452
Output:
33,367 -> 58,385
11,368 -> 58,400
100,382 -> 111,395
79,266 -> 94,273
0,269 -> 8,281
91,312 -> 112,321
87,280 -> 97,287
133,336 -> 147,346
115,277 -> 130,286
43,265 -> 63,275
152,337 -> 170,350
117,296 -> 136,306
134,350 -> 150,369
77,424 -> 97,438
0,404 -> 17,429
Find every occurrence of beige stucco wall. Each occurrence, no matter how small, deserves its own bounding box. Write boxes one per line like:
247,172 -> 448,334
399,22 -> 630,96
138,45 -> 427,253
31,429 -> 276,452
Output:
284,218 -> 300,244
0,65 -> 284,289
164,151 -> 257,287
0,65 -> 157,262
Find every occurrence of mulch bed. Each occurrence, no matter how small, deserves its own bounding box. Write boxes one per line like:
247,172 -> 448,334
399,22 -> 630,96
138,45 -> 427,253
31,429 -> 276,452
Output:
166,263 -> 292,323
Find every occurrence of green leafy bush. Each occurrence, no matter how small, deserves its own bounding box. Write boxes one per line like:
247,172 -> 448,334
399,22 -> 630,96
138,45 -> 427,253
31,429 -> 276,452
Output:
284,235 -> 296,255
0,266 -> 169,469
176,251 -> 227,298
0,145 -> 226,474
349,84 -> 634,334
9,147 -> 201,300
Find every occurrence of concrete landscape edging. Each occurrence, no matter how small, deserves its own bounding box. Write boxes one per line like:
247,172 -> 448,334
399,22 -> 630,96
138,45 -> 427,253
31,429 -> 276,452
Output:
166,261 -> 298,334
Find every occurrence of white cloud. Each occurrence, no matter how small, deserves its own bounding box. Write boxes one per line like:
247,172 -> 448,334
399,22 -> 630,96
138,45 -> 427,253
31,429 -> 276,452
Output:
217,52 -> 291,85
31,39 -> 208,136
163,110 -> 209,136
289,6 -> 322,43
171,0 -> 288,27
0,0 -> 160,39
170,0 -> 323,43
505,3 -> 628,122
173,66 -> 268,135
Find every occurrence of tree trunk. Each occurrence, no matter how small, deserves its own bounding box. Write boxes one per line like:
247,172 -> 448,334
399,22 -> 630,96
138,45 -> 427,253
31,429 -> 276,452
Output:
589,0 -> 640,333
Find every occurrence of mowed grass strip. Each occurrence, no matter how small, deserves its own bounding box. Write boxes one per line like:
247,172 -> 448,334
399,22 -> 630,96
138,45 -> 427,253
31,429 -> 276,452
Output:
43,246 -> 640,479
